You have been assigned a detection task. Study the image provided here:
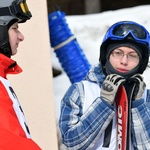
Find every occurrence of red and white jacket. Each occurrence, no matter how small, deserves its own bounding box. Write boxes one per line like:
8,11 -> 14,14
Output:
0,54 -> 41,150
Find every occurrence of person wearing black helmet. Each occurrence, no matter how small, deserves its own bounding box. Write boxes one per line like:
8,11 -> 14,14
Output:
0,0 -> 41,149
59,21 -> 150,149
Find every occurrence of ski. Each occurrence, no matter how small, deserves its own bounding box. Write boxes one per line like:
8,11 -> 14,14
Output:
116,86 -> 128,150
116,83 -> 136,150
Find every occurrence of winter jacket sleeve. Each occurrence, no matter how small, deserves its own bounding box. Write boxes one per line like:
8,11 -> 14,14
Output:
0,81 -> 41,150
59,82 -> 115,150
131,89 -> 150,149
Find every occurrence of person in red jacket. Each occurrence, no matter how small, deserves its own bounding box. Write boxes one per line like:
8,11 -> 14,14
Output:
0,0 -> 41,149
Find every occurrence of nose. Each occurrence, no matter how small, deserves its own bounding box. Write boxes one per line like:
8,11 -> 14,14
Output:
18,31 -> 24,41
120,54 -> 128,65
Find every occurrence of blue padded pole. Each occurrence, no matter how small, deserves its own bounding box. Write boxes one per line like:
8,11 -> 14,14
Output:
49,11 -> 91,83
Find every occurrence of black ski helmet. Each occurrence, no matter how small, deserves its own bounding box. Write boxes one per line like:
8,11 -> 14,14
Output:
0,0 -> 32,57
99,21 -> 150,76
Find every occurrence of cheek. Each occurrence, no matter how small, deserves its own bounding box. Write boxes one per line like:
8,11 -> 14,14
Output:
9,37 -> 15,52
109,55 -> 116,67
130,61 -> 139,69
9,37 -> 13,46
8,32 -> 14,46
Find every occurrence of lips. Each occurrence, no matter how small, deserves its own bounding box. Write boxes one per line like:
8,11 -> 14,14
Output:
16,43 -> 19,48
116,68 -> 128,73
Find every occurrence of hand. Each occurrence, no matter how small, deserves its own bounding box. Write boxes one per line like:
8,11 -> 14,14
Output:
130,74 -> 146,100
100,74 -> 125,105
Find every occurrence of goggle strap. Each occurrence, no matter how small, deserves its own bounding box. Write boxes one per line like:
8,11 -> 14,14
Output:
0,5 -> 23,16
0,5 -> 31,21
0,7 -> 12,17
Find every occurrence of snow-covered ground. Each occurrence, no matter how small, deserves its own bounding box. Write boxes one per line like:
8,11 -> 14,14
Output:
51,5 -> 150,122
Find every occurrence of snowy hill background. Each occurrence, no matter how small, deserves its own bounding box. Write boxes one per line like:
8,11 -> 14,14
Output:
51,5 -> 150,122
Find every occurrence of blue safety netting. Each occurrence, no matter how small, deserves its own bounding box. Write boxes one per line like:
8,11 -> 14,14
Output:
48,10 -> 91,83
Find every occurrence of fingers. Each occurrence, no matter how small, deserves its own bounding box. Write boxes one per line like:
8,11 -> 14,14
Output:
102,82 -> 114,92
133,74 -> 146,90
102,74 -> 125,92
101,74 -> 125,105
131,74 -> 143,81
105,74 -> 125,85
130,74 -> 146,100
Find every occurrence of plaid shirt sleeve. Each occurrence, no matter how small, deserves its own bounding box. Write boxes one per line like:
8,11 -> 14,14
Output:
59,82 -> 115,150
131,89 -> 150,149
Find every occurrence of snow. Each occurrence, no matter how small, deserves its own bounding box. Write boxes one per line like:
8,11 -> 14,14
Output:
51,5 -> 150,121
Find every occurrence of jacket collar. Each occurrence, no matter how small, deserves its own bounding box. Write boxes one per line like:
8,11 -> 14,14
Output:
84,63 -> 105,87
0,54 -> 22,78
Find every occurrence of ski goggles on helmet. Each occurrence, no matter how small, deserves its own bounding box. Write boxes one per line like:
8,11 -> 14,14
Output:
0,0 -> 32,23
104,21 -> 150,47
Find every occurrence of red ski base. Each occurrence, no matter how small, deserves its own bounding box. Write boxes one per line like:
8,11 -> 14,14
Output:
116,86 -> 128,150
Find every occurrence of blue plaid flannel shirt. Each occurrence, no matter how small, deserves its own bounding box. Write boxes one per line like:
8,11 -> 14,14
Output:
59,64 -> 150,150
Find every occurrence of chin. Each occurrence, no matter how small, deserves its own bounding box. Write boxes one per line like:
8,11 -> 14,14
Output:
117,70 -> 128,73
12,50 -> 18,55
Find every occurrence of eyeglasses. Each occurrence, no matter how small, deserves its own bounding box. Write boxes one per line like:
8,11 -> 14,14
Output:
0,0 -> 32,23
111,49 -> 139,62
104,21 -> 150,47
